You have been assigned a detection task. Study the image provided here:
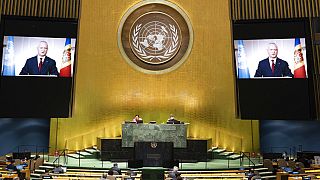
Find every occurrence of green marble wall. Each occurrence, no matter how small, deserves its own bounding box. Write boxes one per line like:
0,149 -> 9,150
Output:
122,123 -> 188,148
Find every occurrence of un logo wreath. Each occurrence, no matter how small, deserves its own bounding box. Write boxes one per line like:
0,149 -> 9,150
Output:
118,0 -> 193,74
131,23 -> 179,63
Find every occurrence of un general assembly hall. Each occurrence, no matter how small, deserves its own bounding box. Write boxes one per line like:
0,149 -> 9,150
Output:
0,0 -> 320,179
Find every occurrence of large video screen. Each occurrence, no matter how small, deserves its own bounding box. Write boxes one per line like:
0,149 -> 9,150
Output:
0,15 -> 78,118
2,36 -> 76,77
235,38 -> 308,79
233,18 -> 315,120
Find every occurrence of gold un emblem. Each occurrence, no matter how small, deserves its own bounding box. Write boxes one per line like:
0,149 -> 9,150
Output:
118,0 -> 193,74
130,12 -> 181,64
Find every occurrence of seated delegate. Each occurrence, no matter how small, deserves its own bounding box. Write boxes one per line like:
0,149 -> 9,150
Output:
6,160 -> 17,171
132,115 -> 143,123
167,114 -> 181,124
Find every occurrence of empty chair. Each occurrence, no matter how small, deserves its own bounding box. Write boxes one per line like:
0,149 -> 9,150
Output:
29,159 -> 35,172
277,159 -> 288,168
34,157 -> 44,170
288,160 -> 296,169
296,161 -> 305,169
251,170 -> 262,180
263,159 -> 274,172
294,162 -> 305,174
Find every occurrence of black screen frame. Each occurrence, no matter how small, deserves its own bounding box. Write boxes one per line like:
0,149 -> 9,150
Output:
0,15 -> 78,118
232,18 -> 316,120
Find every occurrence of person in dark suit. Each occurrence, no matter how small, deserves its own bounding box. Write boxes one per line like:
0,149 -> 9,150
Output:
125,169 -> 137,180
110,163 -> 121,175
19,41 -> 59,76
167,114 -> 180,124
6,160 -> 17,171
254,43 -> 293,77
106,170 -> 116,180
52,164 -> 64,174
167,166 -> 181,180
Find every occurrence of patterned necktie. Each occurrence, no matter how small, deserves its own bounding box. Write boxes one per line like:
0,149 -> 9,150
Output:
39,58 -> 43,72
271,60 -> 275,74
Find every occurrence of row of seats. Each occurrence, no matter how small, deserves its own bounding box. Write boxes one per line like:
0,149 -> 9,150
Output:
48,170 -> 245,180
50,173 -> 141,180
36,166 -> 249,180
263,158 -> 305,172
0,156 -> 45,180
0,157 -> 44,171
36,167 -> 142,180
262,158 -> 320,179
164,170 -> 247,180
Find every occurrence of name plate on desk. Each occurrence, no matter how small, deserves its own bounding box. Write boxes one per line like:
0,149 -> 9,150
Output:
122,123 -> 188,148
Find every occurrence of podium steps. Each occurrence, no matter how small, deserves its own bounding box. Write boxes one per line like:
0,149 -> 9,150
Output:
207,147 -> 243,160
212,148 -> 226,153
227,154 -> 242,160
210,147 -> 226,159
67,153 -> 85,159
85,147 -> 99,153
217,151 -> 234,159
65,146 -> 99,159
76,151 -> 96,158
84,147 -> 100,158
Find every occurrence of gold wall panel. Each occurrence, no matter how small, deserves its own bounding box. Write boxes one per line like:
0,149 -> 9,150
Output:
231,0 -> 320,20
1,0 -> 80,18
49,0 -> 260,153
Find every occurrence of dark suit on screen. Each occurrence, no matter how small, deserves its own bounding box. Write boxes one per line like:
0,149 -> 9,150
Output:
19,56 -> 59,76
254,58 -> 293,77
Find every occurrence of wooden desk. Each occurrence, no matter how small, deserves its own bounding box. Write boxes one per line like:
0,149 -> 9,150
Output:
277,172 -> 311,180
310,164 -> 320,168
277,172 -> 289,180
49,173 -> 141,179
21,168 -> 31,180
1,173 -> 18,178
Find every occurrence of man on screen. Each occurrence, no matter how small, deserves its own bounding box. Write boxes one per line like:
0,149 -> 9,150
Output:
19,41 -> 59,76
254,43 -> 293,77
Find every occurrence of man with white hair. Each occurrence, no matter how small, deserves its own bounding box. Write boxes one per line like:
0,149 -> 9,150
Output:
20,41 -> 59,76
254,43 -> 293,77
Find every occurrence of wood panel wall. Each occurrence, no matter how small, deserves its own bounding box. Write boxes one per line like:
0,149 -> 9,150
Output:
0,0 -> 80,18
231,0 -> 319,20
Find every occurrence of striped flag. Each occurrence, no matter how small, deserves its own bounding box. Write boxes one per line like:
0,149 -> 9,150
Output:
293,38 -> 306,78
237,40 -> 250,78
60,38 -> 72,77
2,36 -> 15,76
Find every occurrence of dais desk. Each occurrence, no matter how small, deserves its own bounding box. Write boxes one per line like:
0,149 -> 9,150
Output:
122,123 -> 188,148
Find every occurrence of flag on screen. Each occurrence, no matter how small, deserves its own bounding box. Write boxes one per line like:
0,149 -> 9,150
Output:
293,38 -> 306,78
237,40 -> 250,78
60,38 -> 72,77
2,36 -> 15,76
